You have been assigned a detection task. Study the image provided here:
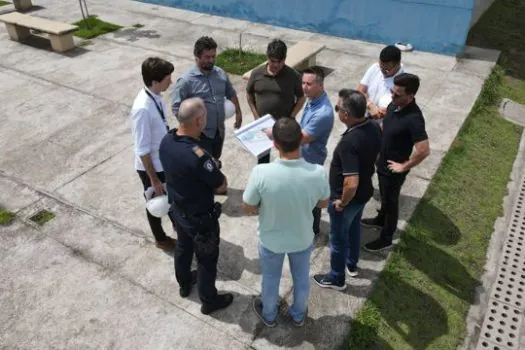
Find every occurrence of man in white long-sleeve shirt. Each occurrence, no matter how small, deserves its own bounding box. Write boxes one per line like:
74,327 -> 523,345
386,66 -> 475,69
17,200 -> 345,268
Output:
131,57 -> 176,250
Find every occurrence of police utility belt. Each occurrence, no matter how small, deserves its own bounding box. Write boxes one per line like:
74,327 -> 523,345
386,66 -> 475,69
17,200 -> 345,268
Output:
172,201 -> 222,230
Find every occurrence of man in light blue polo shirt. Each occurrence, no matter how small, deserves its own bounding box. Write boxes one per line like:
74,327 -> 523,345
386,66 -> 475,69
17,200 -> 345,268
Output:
243,118 -> 329,328
299,66 -> 334,234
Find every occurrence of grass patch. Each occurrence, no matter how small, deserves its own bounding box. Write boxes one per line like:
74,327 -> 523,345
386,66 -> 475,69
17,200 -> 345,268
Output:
29,209 -> 55,226
78,39 -> 93,47
132,23 -> 144,28
0,208 -> 16,225
346,0 -> 525,348
73,15 -> 122,39
215,49 -> 266,75
0,1 -> 10,6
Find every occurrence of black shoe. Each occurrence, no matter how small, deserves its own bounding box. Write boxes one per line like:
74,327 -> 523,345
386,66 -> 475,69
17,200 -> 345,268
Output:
179,270 -> 197,298
155,236 -> 176,250
364,238 -> 393,252
252,296 -> 277,327
346,265 -> 359,277
313,274 -> 347,291
361,216 -> 384,229
200,293 -> 234,315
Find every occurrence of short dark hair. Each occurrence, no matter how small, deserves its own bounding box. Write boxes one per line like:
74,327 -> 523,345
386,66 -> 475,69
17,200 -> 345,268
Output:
272,117 -> 302,153
267,39 -> 287,60
338,89 -> 367,118
194,36 -> 217,57
141,57 -> 174,87
302,66 -> 325,83
379,45 -> 401,63
394,73 -> 420,95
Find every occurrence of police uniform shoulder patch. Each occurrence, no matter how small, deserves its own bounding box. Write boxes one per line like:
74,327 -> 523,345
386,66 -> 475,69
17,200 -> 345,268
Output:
192,146 -> 205,158
204,159 -> 214,172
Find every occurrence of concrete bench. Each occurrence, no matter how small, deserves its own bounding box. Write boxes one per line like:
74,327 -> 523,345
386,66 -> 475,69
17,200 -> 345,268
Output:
242,41 -> 325,80
0,12 -> 78,53
13,0 -> 34,11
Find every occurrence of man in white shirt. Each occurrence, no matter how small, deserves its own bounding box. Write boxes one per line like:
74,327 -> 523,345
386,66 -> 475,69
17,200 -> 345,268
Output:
131,57 -> 176,250
358,45 -> 404,119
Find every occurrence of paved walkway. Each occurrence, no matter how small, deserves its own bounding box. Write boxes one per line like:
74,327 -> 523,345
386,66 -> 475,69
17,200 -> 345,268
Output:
0,0 -> 499,348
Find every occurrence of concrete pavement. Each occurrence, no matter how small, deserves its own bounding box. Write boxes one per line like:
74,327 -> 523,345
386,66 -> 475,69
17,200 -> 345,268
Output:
0,0 -> 499,348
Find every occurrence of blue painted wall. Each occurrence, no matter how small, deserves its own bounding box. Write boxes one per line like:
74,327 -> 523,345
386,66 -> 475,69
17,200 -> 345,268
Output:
137,0 -> 476,55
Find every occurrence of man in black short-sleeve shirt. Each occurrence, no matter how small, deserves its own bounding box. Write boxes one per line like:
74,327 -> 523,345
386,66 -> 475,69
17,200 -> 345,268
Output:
362,73 -> 430,252
246,39 -> 305,164
313,89 -> 381,290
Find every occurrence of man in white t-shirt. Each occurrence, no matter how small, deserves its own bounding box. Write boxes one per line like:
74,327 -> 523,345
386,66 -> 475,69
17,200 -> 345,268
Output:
131,57 -> 176,251
358,45 -> 404,119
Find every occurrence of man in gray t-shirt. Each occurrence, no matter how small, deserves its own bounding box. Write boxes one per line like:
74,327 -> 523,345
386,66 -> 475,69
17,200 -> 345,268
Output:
172,36 -> 243,168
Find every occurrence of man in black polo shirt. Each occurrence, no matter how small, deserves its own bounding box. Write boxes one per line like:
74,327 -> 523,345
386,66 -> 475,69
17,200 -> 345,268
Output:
246,39 -> 305,164
363,73 -> 430,252
313,89 -> 381,290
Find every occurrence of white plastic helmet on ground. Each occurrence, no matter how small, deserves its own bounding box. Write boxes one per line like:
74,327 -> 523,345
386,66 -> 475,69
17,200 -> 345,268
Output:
224,99 -> 235,119
146,195 -> 170,218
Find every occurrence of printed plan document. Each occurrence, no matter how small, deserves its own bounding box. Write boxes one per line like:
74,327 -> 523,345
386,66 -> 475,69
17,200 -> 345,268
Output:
234,114 -> 275,158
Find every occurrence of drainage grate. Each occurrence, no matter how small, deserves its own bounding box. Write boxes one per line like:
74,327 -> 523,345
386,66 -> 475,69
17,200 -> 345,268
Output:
477,176 -> 525,350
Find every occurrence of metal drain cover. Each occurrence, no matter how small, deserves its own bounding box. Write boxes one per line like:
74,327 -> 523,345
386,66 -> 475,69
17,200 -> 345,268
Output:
476,176 -> 525,350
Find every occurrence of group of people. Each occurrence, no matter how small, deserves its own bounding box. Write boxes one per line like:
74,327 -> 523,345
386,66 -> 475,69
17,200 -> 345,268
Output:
130,36 -> 430,325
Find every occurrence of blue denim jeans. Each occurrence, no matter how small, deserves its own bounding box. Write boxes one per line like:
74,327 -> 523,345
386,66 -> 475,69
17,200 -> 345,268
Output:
328,200 -> 365,282
259,243 -> 313,322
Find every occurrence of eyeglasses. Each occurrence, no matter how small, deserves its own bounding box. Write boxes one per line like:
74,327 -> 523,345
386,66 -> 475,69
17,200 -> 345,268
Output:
380,62 -> 398,73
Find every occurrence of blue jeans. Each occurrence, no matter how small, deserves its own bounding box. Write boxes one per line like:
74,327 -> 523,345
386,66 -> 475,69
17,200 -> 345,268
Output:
259,243 -> 313,322
328,201 -> 365,282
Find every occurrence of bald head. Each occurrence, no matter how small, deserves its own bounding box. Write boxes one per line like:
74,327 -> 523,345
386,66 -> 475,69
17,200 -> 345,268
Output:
177,97 -> 207,126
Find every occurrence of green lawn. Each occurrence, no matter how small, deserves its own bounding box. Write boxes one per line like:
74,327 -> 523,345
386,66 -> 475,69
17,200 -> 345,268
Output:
73,15 -> 122,39
0,208 -> 16,225
346,0 -> 525,348
0,1 -> 10,7
216,49 -> 266,75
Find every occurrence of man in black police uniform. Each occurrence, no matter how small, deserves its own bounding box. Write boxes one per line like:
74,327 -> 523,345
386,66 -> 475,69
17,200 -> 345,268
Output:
362,73 -> 430,252
159,97 -> 233,315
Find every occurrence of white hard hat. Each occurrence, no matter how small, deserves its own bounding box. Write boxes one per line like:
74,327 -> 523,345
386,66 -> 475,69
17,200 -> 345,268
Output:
224,99 -> 235,119
146,195 -> 170,218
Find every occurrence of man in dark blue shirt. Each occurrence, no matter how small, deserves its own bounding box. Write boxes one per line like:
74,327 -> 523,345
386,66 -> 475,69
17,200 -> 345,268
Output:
159,97 -> 233,315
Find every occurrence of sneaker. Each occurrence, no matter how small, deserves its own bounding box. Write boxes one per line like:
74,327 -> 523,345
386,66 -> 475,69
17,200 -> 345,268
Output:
361,217 -> 384,229
364,238 -> 393,252
291,317 -> 305,328
313,274 -> 347,291
290,308 -> 307,328
179,270 -> 197,298
155,236 -> 176,250
252,296 -> 277,328
200,293 -> 234,315
346,266 -> 359,277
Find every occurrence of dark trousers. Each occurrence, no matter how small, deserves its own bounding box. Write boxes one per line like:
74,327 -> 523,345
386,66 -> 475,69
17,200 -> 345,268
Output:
377,172 -> 407,243
200,130 -> 224,160
312,207 -> 321,234
137,170 -> 167,242
169,212 -> 220,304
257,152 -> 271,164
